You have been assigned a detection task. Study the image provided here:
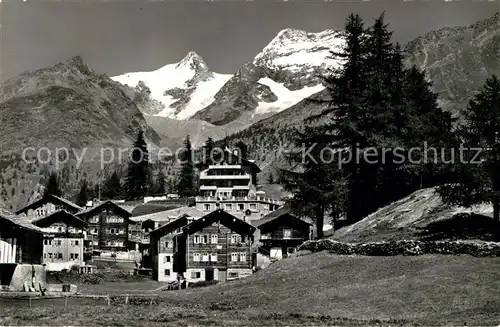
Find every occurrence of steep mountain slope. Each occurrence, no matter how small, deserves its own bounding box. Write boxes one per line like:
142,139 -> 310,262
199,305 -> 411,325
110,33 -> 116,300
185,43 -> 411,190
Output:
404,12 -> 500,117
191,28 -> 344,125
0,56 -> 161,154
331,187 -> 496,243
112,52 -> 232,119
0,56 -> 165,210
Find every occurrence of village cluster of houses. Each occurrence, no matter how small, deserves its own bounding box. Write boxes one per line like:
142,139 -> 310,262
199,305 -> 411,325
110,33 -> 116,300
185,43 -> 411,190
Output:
0,149 -> 313,288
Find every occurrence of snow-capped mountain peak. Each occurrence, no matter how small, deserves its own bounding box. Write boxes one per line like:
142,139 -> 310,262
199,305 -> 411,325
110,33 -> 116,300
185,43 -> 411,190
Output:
264,28 -> 339,50
111,52 -> 231,119
191,28 -> 345,125
175,51 -> 209,72
254,28 -> 344,74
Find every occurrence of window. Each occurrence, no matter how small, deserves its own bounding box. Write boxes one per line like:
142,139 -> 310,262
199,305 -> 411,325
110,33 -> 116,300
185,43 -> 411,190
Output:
250,203 -> 257,210
43,253 -> 47,259
210,254 -> 217,262
58,226 -> 63,233
231,234 -> 240,244
193,253 -> 201,262
239,253 -> 247,262
166,255 -> 171,263
229,272 -> 239,278
283,229 -> 292,239
191,271 -> 201,279
44,239 -> 48,245
201,235 -> 208,244
237,203 -> 244,211
202,253 -> 209,262
194,235 -> 200,244
164,269 -> 170,276
210,235 -> 218,244
225,203 -> 232,211
57,253 -> 62,259
231,253 -> 238,262
165,241 -> 173,248
70,253 -> 74,260
75,240 -> 79,246
48,253 -> 53,259
203,204 -> 211,211
75,253 -> 79,259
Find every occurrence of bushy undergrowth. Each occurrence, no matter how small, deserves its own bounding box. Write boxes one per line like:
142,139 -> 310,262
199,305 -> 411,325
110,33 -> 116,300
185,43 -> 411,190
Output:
298,239 -> 500,257
47,266 -> 148,285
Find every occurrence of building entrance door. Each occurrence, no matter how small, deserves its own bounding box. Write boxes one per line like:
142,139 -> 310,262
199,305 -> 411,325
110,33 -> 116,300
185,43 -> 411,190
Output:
205,268 -> 214,281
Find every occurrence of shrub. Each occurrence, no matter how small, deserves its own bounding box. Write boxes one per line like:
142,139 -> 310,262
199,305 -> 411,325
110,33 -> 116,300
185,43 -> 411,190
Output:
188,280 -> 218,288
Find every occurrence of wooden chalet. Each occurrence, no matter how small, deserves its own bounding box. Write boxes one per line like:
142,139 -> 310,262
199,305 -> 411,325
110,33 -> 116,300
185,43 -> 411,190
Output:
15,194 -> 83,218
76,200 -> 133,252
149,215 -> 192,282
0,211 -> 44,265
174,209 -> 256,283
255,204 -> 312,260
31,210 -> 88,270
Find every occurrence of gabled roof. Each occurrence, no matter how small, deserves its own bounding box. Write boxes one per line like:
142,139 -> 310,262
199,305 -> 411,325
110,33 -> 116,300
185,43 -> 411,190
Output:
254,203 -> 312,230
182,209 -> 256,236
76,200 -> 132,219
31,210 -> 88,229
148,215 -> 191,238
0,210 -> 43,233
15,194 -> 83,215
131,206 -> 204,223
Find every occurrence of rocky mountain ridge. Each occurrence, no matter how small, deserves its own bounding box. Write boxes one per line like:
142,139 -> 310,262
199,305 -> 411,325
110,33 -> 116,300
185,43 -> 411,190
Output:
112,51 -> 232,119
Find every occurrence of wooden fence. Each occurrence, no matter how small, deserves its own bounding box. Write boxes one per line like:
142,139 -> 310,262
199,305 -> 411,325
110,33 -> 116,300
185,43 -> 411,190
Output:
1,293 -> 162,308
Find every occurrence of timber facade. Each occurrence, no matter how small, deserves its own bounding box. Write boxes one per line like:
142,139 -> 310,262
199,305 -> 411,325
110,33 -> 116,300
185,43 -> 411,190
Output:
76,201 -> 133,252
256,207 -> 312,260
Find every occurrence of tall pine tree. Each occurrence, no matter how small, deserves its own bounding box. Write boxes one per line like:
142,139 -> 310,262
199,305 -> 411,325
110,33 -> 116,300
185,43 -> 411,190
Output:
235,140 -> 248,159
438,75 -> 500,221
76,180 -> 89,207
177,135 -> 196,197
316,13 -> 370,223
102,171 -> 122,200
203,137 -> 215,165
156,170 -> 167,194
281,127 -> 347,239
125,131 -> 149,200
44,172 -> 62,197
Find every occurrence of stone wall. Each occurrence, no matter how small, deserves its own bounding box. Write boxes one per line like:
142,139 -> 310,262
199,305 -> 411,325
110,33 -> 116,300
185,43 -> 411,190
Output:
298,239 -> 500,257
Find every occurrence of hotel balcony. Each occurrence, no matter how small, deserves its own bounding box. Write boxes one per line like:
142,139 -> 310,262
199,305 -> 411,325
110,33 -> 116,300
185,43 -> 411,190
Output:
208,165 -> 242,169
199,172 -> 251,180
195,195 -> 283,205
199,185 -> 250,191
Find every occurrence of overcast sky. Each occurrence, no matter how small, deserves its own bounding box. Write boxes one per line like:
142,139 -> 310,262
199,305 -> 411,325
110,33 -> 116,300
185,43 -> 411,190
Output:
0,1 -> 497,81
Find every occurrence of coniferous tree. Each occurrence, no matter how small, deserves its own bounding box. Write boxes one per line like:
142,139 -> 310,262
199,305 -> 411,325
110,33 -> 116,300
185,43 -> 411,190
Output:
203,137 -> 215,165
268,172 -> 274,184
314,13 -> 370,224
76,180 -> 90,207
438,75 -> 500,221
125,131 -> 149,200
167,177 -> 177,193
310,13 -> 454,224
44,172 -> 62,197
281,127 -> 347,239
156,170 -> 167,194
177,136 -> 195,197
103,171 -> 122,200
235,140 -> 248,159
